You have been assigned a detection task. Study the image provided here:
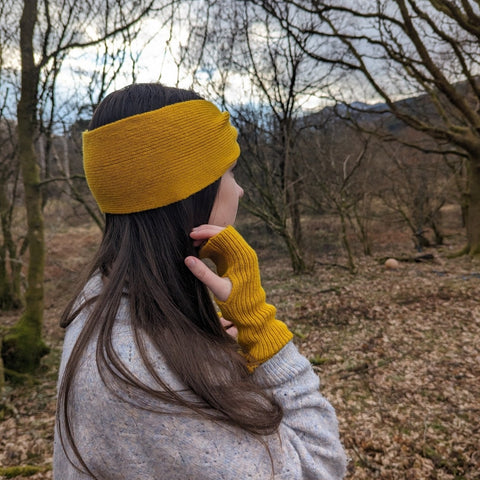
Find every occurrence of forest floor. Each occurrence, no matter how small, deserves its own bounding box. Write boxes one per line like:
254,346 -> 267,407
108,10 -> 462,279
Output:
1,210 -> 479,479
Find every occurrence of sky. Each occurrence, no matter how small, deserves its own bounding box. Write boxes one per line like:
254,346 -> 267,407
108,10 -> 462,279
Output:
2,0 -> 478,130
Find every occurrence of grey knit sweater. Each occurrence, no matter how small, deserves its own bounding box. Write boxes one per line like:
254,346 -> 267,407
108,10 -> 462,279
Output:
53,275 -> 347,479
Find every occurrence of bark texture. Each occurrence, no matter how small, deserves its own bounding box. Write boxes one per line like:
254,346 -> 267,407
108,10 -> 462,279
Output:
2,0 -> 49,374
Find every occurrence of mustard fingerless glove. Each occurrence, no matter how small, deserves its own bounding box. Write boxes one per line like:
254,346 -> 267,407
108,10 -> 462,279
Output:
200,226 -> 293,367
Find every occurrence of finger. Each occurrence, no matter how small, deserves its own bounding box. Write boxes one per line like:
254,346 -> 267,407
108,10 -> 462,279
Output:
219,317 -> 233,328
190,224 -> 225,241
225,325 -> 238,340
219,318 -> 238,340
184,256 -> 232,301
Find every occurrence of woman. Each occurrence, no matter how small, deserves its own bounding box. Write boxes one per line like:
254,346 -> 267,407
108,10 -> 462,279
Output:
53,83 -> 347,479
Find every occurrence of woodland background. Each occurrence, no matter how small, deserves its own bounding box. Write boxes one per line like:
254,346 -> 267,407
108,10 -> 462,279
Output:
1,1 -> 480,478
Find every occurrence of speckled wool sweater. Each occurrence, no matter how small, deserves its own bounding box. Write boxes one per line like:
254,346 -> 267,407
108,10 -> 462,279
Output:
54,228 -> 347,479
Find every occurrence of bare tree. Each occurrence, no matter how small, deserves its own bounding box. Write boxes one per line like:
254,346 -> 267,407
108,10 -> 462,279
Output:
376,141 -> 455,251
255,0 -> 480,255
300,115 -> 374,272
234,104 -> 308,272
184,0 -> 333,272
1,0 -> 165,374
37,29 -> 164,231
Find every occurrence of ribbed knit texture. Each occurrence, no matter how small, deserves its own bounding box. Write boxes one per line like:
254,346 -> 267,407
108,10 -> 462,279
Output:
83,100 -> 240,213
200,226 -> 293,366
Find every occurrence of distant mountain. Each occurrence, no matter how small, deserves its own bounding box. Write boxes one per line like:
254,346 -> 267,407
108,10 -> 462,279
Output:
305,76 -> 479,137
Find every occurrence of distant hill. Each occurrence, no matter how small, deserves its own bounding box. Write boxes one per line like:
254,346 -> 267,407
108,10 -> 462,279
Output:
304,76 -> 479,140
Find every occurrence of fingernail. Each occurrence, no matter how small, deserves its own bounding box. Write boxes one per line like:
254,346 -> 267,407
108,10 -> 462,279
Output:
185,257 -> 196,268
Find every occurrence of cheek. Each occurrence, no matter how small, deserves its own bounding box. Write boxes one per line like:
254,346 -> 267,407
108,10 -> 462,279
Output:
207,175 -> 243,226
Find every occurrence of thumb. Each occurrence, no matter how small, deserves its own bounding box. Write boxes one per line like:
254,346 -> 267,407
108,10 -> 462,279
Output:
184,256 -> 232,301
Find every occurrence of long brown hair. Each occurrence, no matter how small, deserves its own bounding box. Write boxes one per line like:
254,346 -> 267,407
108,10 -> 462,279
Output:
56,84 -> 282,478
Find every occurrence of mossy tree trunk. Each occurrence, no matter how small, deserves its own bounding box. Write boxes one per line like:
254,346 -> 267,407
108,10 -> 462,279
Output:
2,0 -> 49,374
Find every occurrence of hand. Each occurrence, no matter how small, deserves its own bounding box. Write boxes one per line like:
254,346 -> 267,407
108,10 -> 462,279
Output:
184,224 -> 232,302
186,224 -> 293,366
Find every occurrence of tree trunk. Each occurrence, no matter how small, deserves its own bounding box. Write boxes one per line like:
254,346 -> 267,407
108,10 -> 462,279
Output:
0,336 -> 4,394
288,176 -> 303,251
353,196 -> 371,256
2,0 -> 49,374
339,209 -> 357,274
0,179 -> 22,310
466,160 -> 480,255
283,124 -> 304,267
281,231 -> 306,274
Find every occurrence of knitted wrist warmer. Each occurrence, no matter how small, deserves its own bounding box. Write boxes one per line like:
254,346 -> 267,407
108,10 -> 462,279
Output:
200,226 -> 293,366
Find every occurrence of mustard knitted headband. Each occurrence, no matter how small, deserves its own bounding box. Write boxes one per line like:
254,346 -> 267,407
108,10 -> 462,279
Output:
83,99 -> 240,214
